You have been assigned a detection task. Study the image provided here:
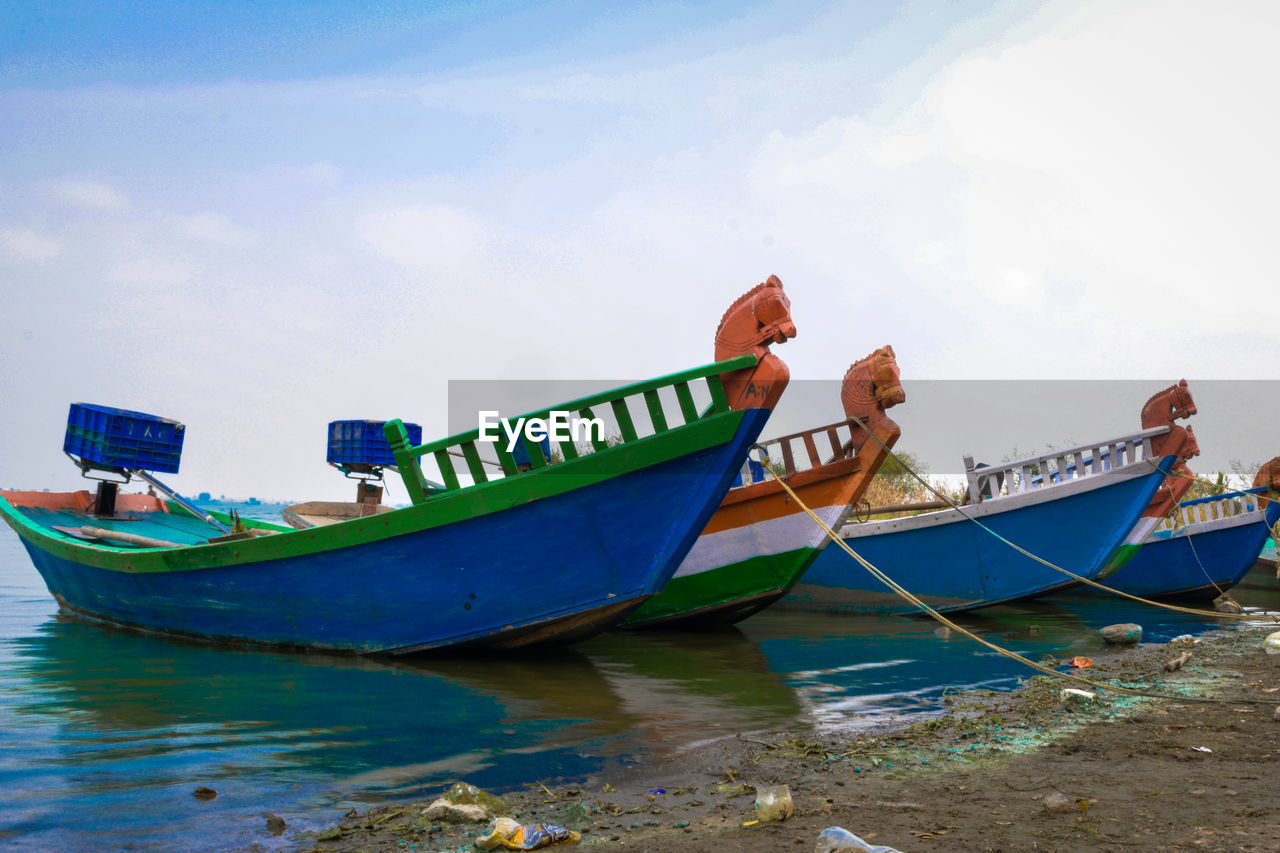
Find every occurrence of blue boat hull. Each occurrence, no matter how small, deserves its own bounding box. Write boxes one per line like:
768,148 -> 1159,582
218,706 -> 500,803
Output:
784,460 -> 1169,614
1106,501 -> 1280,599
8,409 -> 771,653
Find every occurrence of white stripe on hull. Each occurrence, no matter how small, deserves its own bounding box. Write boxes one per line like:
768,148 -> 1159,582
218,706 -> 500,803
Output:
1121,515 -> 1163,547
674,502 -> 847,579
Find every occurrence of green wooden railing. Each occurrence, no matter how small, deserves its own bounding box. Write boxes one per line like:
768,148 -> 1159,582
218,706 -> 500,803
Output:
384,354 -> 757,505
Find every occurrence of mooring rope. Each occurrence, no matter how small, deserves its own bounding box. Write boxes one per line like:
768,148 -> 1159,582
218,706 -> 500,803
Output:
837,415 -> 1279,624
758,457 -> 1276,707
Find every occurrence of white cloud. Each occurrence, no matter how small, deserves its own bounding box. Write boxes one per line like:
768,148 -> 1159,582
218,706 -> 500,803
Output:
0,227 -> 60,263
107,255 -> 192,288
746,0 -> 1280,375
173,212 -> 256,247
53,179 -> 130,212
358,204 -> 489,271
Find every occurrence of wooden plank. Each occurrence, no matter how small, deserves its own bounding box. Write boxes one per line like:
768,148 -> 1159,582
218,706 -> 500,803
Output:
826,427 -> 842,458
707,374 -> 729,413
611,399 -> 638,443
495,444 -> 518,477
581,407 -> 609,453
780,440 -> 795,475
674,382 -> 698,424
385,419 -> 431,505
643,389 -> 669,434
520,435 -> 548,469
460,441 -> 488,484
802,433 -> 820,468
433,450 -> 461,492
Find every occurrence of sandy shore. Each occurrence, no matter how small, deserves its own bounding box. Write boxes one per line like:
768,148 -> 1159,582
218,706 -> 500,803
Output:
291,625 -> 1280,852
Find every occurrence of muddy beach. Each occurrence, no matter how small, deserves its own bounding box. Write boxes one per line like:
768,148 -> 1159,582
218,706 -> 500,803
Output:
292,625 -> 1280,853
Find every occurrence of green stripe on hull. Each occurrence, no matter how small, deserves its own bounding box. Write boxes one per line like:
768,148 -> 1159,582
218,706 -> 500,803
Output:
623,546 -> 816,628
1098,542 -> 1141,579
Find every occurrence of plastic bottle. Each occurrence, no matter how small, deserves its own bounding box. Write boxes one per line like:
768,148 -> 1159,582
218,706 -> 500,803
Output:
753,784 -> 793,821
815,826 -> 905,853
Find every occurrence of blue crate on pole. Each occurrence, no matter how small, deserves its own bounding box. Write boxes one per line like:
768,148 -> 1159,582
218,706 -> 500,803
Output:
328,420 -> 422,468
64,403 -> 186,474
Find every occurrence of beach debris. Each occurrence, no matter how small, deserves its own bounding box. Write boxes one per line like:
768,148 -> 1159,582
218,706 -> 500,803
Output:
1170,634 -> 1197,644
1066,656 -> 1094,669
1264,631 -> 1280,655
1100,623 -> 1142,644
265,813 -> 286,836
423,781 -> 509,824
554,801 -> 589,829
1165,649 -> 1193,671
1214,595 -> 1244,614
1273,705 -> 1280,721
754,784 -> 794,822
1193,746 -> 1212,753
1041,791 -> 1075,814
814,826 -> 904,852
713,781 -> 754,798
1060,688 -> 1096,705
475,816 -> 581,850
192,786 -> 217,801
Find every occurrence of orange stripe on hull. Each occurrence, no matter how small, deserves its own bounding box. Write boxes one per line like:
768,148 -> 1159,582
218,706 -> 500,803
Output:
701,457 -> 866,534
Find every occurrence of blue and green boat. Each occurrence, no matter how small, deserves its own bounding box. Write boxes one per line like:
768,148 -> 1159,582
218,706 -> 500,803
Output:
0,344 -> 790,653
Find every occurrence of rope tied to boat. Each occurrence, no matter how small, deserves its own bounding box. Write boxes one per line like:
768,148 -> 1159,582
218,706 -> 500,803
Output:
754,452 -> 1278,707
836,414 -> 1279,624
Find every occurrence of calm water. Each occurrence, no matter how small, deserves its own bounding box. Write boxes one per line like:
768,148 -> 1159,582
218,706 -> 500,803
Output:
2,506 -> 1276,851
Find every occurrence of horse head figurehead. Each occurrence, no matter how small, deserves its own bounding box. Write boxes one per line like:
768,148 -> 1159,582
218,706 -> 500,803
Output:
1141,379 -> 1197,458
1253,456 -> 1280,494
841,344 -> 905,452
1180,425 -> 1201,462
715,275 -> 797,410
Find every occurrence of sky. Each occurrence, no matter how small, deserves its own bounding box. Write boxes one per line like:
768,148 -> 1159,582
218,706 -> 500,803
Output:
1,0 -> 1277,501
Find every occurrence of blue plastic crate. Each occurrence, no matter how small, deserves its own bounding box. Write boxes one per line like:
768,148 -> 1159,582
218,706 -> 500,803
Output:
327,420 -> 422,467
64,403 -> 186,474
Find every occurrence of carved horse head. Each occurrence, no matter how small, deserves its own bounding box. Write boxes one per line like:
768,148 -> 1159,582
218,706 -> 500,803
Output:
841,345 -> 905,453
1141,379 -> 1197,460
1254,456 -> 1280,502
715,275 -> 797,410
1179,425 -> 1201,462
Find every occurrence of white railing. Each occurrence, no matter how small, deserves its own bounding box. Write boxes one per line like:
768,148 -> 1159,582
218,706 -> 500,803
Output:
1155,490 -> 1262,533
964,426 -> 1169,504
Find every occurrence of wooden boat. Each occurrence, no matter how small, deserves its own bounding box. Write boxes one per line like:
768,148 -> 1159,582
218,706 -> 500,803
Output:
1095,380 -> 1199,578
782,429 -> 1177,614
1103,457 -> 1280,599
0,280 -> 797,654
282,499 -> 395,528
620,345 -> 905,629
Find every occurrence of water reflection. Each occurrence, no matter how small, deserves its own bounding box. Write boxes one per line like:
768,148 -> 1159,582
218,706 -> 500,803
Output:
580,627 -> 801,746
0,620 -> 636,851
4,517 -> 1276,852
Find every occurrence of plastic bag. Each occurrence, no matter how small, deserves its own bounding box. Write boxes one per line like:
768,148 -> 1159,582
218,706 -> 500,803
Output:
475,816 -> 581,850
